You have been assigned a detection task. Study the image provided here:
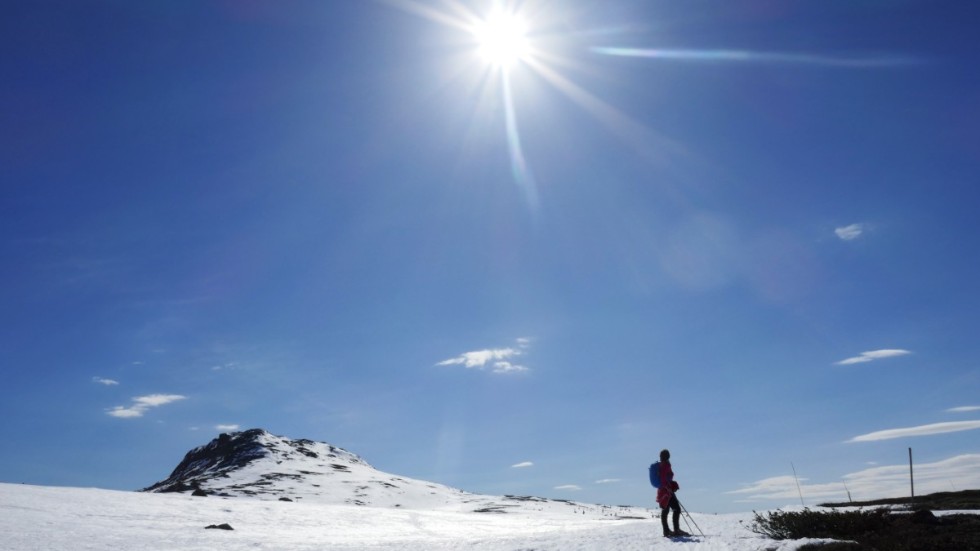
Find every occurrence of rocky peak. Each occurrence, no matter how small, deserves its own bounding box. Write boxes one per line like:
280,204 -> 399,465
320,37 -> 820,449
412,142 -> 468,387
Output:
141,428 -> 368,494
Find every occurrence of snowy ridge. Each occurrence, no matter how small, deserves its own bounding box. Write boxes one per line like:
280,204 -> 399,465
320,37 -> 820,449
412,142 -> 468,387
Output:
142,429 -> 643,518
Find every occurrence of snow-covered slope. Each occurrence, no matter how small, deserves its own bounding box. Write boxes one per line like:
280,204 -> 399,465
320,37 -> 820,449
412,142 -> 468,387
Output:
0,482 -> 825,550
142,428 -> 640,518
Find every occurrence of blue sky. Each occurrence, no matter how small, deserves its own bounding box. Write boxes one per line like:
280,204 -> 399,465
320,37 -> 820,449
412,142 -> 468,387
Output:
2,0 -> 979,513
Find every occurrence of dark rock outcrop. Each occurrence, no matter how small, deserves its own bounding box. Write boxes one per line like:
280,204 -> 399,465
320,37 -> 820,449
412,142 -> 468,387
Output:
142,429 -> 270,493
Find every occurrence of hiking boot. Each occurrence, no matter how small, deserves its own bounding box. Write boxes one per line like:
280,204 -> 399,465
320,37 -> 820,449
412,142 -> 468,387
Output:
672,529 -> 691,537
662,528 -> 674,537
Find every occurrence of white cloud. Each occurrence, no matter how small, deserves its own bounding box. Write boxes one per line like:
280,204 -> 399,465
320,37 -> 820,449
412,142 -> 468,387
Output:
92,377 -> 119,386
595,479 -> 621,484
849,420 -> 980,442
133,394 -> 185,407
215,424 -> 240,431
948,406 -> 980,413
106,406 -> 146,418
729,454 -> 980,503
491,361 -> 528,373
554,484 -> 581,491
106,394 -> 187,419
511,461 -> 534,468
835,223 -> 865,241
835,349 -> 911,365
437,340 -> 531,373
438,347 -> 520,368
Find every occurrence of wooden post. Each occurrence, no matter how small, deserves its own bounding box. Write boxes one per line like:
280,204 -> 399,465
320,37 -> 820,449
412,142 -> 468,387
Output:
909,447 -> 915,506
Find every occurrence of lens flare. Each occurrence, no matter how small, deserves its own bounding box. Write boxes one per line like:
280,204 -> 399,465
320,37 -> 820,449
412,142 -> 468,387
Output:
591,47 -> 917,68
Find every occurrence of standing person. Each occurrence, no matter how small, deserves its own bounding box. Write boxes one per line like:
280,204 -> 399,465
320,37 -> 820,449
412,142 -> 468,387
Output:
657,449 -> 690,537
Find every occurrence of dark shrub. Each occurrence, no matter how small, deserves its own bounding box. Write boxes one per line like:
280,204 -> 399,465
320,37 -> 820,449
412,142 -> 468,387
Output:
750,508 -> 890,540
752,509 -> 980,551
797,543 -> 867,551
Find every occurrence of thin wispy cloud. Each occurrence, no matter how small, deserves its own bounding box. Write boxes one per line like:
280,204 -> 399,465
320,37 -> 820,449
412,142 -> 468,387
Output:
490,361 -> 527,374
849,420 -> 980,442
215,424 -> 240,431
511,461 -> 534,468
106,394 -> 187,419
211,362 -> 239,372
437,347 -> 518,367
843,454 -> 980,498
835,223 -> 866,241
835,349 -> 911,365
436,347 -> 526,372
554,484 -> 582,491
437,338 -> 531,374
729,454 -> 980,503
948,406 -> 980,413
728,475 -> 840,502
591,47 -> 917,68
92,377 -> 119,386
595,478 -> 621,484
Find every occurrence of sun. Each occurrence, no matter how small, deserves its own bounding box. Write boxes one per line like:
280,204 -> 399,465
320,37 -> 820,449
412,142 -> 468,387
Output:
473,10 -> 530,70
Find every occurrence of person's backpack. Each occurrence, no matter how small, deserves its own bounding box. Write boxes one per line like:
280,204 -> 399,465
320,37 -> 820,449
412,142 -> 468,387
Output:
649,461 -> 661,488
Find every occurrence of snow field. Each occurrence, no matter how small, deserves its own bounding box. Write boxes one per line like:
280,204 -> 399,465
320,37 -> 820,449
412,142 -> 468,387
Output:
1,483 -> 832,550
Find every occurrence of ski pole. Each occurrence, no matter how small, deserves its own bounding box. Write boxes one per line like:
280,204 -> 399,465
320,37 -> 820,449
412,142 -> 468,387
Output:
679,506 -> 702,537
676,497 -> 705,537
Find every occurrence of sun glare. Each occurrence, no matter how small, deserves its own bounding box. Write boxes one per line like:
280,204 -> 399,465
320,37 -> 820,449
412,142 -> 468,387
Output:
474,11 -> 530,69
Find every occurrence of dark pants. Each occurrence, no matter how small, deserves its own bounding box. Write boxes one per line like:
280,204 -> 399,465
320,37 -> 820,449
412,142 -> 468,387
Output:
661,493 -> 681,533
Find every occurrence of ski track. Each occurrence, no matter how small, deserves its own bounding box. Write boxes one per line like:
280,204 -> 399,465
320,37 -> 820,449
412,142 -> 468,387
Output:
0,483 -> 836,550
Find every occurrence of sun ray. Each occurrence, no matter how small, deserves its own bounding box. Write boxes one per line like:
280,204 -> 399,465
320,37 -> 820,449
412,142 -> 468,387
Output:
379,0 -> 477,33
500,71 -> 538,208
523,55 -> 688,168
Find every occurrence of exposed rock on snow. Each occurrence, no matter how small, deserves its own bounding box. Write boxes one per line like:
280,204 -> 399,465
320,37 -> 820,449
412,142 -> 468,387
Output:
144,428 -> 364,494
